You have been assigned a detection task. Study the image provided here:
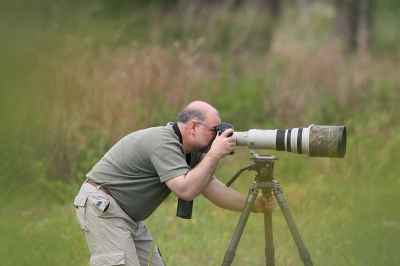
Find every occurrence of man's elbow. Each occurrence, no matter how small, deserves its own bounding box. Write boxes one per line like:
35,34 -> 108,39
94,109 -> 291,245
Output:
176,193 -> 195,201
174,188 -> 196,201
166,175 -> 197,200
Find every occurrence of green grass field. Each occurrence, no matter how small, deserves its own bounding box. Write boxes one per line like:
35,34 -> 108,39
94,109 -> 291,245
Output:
2,145 -> 399,265
1,1 -> 399,265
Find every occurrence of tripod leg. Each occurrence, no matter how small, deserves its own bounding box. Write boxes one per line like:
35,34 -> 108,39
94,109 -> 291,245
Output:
222,186 -> 258,266
262,189 -> 275,266
273,181 -> 314,266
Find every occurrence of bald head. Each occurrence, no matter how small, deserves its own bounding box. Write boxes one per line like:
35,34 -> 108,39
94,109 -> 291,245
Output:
176,101 -> 220,125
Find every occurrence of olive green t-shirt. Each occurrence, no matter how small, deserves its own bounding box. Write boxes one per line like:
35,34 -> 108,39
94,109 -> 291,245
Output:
86,123 -> 206,221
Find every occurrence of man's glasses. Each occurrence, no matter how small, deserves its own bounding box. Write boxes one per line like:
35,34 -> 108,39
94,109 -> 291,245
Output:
197,122 -> 234,136
197,122 -> 218,133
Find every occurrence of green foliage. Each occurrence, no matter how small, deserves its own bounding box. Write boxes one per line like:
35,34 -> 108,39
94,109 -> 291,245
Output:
373,10 -> 400,51
76,131 -> 111,182
307,92 -> 348,125
374,0 -> 400,10
1,1 -> 400,265
209,61 -> 274,130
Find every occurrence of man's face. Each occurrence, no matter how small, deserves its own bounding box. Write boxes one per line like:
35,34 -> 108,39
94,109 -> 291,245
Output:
192,115 -> 221,154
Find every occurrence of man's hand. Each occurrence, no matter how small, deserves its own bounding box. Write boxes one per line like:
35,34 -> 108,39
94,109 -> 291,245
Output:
208,128 -> 236,159
254,192 -> 277,213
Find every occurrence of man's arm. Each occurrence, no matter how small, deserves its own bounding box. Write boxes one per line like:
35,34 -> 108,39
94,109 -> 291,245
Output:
166,129 -> 236,201
165,152 -> 220,201
201,179 -> 277,213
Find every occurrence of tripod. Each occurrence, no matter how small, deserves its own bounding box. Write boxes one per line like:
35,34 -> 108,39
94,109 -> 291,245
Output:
221,156 -> 314,266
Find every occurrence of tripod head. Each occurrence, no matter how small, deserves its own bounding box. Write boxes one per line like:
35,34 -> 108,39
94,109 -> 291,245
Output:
226,155 -> 279,187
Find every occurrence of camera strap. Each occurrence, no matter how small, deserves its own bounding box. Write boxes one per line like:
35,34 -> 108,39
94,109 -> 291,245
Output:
173,122 -> 194,219
172,123 -> 191,165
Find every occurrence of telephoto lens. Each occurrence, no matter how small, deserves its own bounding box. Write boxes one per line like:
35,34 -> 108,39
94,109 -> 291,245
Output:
234,125 -> 346,158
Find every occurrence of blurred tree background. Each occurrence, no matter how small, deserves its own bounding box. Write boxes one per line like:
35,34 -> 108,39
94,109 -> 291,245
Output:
0,0 -> 399,265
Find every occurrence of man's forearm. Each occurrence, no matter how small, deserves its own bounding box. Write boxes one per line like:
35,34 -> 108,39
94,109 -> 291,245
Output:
165,153 -> 220,200
184,153 -> 220,196
202,179 -> 278,213
202,179 -> 248,212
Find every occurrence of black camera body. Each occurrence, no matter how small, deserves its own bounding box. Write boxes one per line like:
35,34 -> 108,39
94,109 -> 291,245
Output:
215,123 -> 234,137
215,123 -> 234,155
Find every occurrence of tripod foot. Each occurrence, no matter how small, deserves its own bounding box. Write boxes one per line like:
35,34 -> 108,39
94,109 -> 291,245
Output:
299,247 -> 313,266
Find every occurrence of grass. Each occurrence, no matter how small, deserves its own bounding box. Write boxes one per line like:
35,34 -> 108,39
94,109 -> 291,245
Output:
1,206 -> 86,265
1,1 -> 400,265
2,147 -> 399,265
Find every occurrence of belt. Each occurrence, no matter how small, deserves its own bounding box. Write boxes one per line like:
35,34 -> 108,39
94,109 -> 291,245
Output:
87,179 -> 112,196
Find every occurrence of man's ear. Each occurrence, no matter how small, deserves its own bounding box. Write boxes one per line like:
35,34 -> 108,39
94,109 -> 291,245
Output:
189,120 -> 197,135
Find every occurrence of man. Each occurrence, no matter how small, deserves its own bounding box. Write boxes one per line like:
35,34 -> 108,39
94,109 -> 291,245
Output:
74,101 -> 277,266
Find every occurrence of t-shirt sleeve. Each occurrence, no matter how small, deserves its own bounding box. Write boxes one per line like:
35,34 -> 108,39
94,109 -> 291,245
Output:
150,142 -> 190,182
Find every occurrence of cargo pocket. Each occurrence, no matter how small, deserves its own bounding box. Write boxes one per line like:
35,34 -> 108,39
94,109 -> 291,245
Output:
93,198 -> 110,214
90,251 -> 125,266
74,195 -> 88,230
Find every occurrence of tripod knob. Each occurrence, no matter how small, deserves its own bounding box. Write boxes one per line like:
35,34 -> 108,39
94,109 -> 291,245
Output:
259,168 -> 269,176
